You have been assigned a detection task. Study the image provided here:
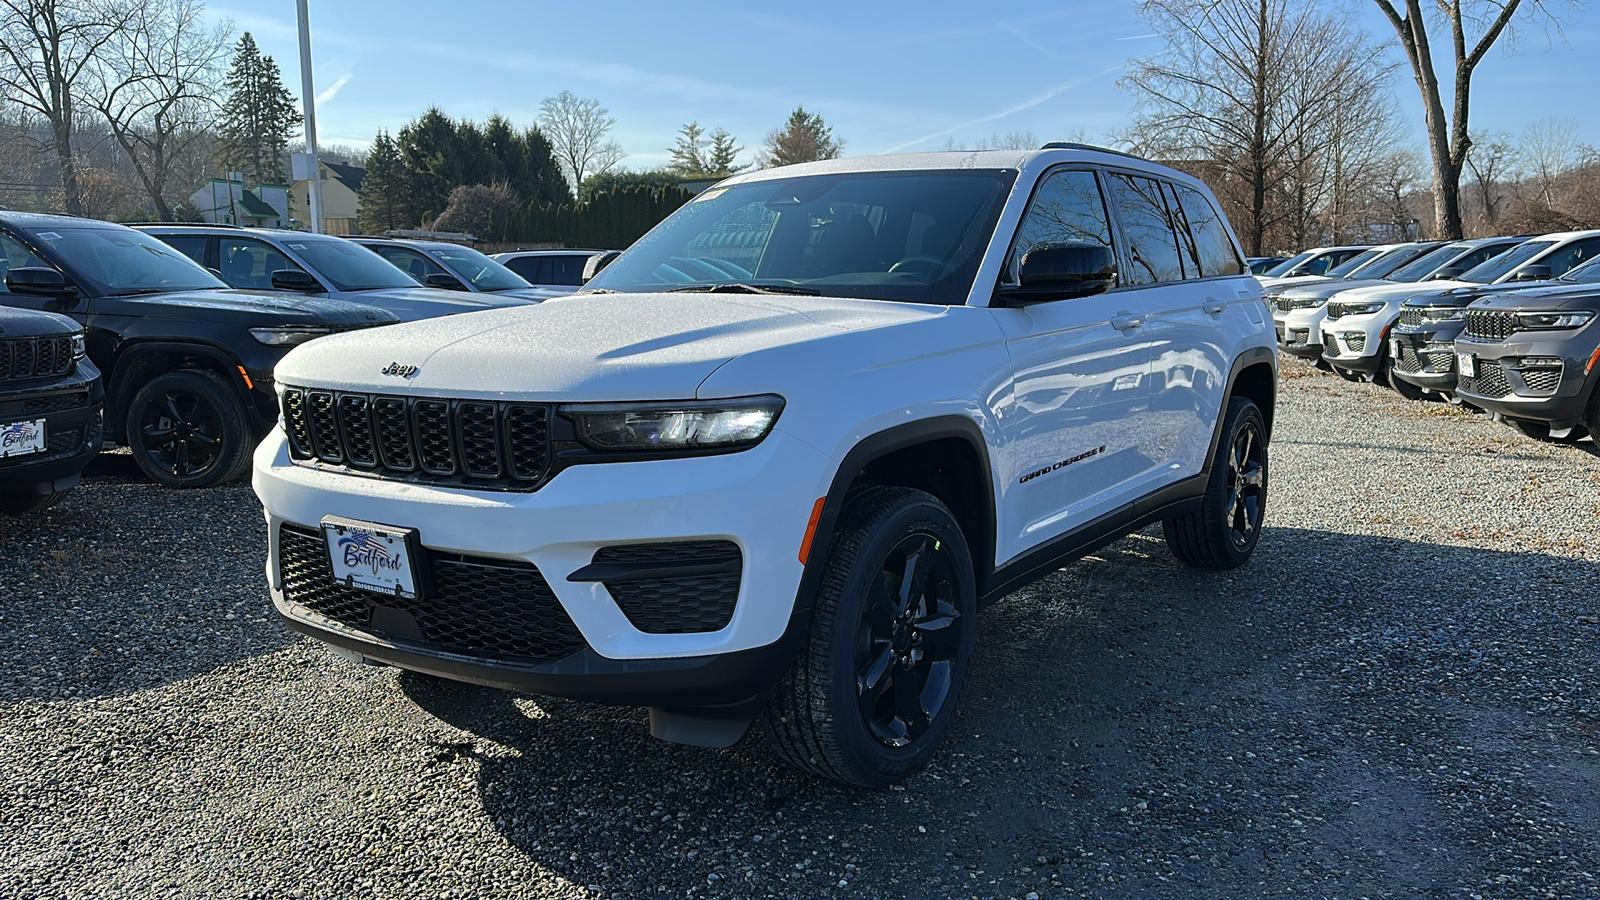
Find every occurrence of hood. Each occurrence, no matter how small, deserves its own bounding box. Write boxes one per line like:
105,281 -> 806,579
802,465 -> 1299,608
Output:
341,287 -> 536,322
1277,277 -> 1389,301
1466,282 -> 1600,313
0,305 -> 81,337
486,286 -> 564,302
1258,274 -> 1331,291
1406,279 -> 1563,309
1328,280 -> 1470,307
276,291 -> 947,400
109,289 -> 399,326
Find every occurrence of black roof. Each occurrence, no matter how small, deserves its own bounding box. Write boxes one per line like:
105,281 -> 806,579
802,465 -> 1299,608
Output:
238,190 -> 280,219
324,161 -> 365,192
0,211 -> 121,229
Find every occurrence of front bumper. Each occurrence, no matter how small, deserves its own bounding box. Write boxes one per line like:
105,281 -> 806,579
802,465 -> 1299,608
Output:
1321,312 -> 1393,375
0,361 -> 105,495
1453,334 -> 1597,429
254,427 -> 832,705
1273,307 -> 1328,359
1390,323 -> 1464,393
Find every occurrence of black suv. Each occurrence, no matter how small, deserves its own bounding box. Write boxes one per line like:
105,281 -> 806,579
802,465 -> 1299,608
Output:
0,306 -> 103,513
0,213 -> 398,488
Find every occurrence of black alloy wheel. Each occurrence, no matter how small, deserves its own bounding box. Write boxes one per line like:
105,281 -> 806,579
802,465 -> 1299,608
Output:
766,486 -> 976,788
854,532 -> 963,749
126,370 -> 254,488
1164,396 -> 1269,570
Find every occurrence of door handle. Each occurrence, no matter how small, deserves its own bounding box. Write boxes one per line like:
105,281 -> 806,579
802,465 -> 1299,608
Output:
1110,311 -> 1145,331
1203,300 -> 1227,315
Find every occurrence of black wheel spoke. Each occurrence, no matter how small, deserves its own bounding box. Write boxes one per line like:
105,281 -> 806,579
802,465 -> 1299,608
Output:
915,615 -> 962,661
856,642 -> 894,708
895,536 -> 934,617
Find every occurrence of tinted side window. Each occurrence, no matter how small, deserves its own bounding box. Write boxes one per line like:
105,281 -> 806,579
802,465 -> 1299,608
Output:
374,246 -> 442,282
1173,185 -> 1243,277
218,238 -> 299,291
502,256 -> 538,282
160,234 -> 208,267
0,232 -> 50,294
1006,169 -> 1113,283
1532,237 -> 1600,277
1106,174 -> 1184,285
551,255 -> 588,285
1453,244 -> 1512,271
1162,182 -> 1201,278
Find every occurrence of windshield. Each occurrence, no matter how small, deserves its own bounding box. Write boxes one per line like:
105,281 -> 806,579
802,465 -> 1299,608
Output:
1261,252 -> 1311,277
1350,244 -> 1434,279
430,245 -> 531,291
1325,249 -> 1381,278
33,227 -> 225,295
584,170 -> 1017,305
287,238 -> 421,291
1386,243 -> 1467,282
1559,256 -> 1600,283
1460,240 -> 1552,284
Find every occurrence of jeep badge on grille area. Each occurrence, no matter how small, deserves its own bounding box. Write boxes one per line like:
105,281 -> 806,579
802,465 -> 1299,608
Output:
381,363 -> 419,378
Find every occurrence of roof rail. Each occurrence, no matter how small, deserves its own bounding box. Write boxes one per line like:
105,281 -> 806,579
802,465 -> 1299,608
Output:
1039,141 -> 1143,161
125,221 -> 242,228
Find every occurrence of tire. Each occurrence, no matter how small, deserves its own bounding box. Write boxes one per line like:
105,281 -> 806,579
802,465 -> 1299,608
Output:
125,369 -> 254,489
1163,397 -> 1268,570
0,491 -> 68,516
765,486 -> 976,788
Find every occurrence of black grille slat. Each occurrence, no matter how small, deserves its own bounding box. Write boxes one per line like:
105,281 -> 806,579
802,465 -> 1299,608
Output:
1521,366 -> 1561,394
22,390 -> 89,416
1464,310 -> 1515,341
277,524 -> 587,663
337,395 -> 377,467
1346,334 -> 1366,353
1397,345 -> 1422,372
0,336 -> 72,381
593,541 -> 742,634
282,388 -> 549,491
308,391 -> 342,464
1475,360 -> 1512,398
1399,308 -> 1424,328
458,403 -> 500,478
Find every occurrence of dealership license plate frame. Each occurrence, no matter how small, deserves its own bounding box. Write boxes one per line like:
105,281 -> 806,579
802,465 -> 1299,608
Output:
0,418 -> 47,459
1458,353 -> 1476,379
321,515 -> 426,600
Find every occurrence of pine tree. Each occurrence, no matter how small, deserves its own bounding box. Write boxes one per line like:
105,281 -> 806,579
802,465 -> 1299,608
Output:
216,33 -> 299,185
760,107 -> 842,169
667,122 -> 709,176
706,128 -> 746,177
358,131 -> 403,231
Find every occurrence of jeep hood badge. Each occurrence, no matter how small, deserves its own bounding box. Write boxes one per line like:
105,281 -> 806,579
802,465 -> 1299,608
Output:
381,362 -> 420,378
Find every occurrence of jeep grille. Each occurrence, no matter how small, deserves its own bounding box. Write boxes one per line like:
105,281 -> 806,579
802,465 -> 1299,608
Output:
0,336 -> 74,382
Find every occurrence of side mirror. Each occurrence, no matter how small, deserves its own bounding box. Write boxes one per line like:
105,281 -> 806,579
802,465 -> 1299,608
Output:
270,268 -> 321,292
1510,264 -> 1551,283
4,266 -> 75,297
424,272 -> 467,291
1428,267 -> 1466,281
996,243 -> 1118,305
582,250 -> 620,283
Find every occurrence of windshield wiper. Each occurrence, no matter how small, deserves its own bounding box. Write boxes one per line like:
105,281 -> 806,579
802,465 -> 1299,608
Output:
109,288 -> 179,296
668,282 -> 820,296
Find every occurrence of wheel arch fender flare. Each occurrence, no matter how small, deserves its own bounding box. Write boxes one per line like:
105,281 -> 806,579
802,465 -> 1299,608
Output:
106,340 -> 252,436
1202,345 -> 1278,477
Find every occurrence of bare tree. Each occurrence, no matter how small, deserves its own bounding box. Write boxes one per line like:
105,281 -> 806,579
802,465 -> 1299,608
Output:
1462,129 -> 1517,230
1371,0 -> 1575,239
1519,117 -> 1588,207
1122,0 -> 1398,254
538,91 -> 623,193
91,0 -> 230,220
0,0 -> 131,216
940,130 -> 1045,151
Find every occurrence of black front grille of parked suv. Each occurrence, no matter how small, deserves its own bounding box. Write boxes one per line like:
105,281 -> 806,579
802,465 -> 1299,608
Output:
1472,360 -> 1512,398
1399,308 -> 1425,328
0,336 -> 74,382
1521,365 -> 1562,394
1464,310 -> 1515,340
591,541 -> 743,634
277,524 -> 588,663
282,387 -> 550,491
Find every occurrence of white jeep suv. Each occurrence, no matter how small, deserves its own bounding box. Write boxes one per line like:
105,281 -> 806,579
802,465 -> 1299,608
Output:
254,146 -> 1277,787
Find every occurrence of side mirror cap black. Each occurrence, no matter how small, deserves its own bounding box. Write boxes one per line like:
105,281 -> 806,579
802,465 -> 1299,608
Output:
996,243 -> 1118,305
424,272 -> 468,291
270,268 -> 321,292
4,266 -> 74,297
582,250 -> 621,283
1428,267 -> 1465,281
1510,264 -> 1551,283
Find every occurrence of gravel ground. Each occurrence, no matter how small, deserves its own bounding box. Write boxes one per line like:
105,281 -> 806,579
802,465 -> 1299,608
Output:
3,359 -> 1599,899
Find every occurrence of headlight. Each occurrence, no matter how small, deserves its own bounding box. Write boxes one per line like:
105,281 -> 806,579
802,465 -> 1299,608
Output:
1420,307 -> 1468,322
1333,301 -> 1384,316
563,395 -> 784,452
71,332 -> 86,359
250,326 -> 333,346
1516,311 -> 1594,330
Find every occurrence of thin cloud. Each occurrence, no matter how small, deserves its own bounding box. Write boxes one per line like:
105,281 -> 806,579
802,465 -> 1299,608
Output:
316,73 -> 352,106
1117,33 -> 1159,41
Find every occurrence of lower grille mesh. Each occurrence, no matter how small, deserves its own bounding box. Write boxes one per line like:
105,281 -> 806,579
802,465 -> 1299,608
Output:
593,541 -> 743,634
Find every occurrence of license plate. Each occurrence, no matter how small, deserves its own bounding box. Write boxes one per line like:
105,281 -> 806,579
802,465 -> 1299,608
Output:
1391,338 -> 1402,358
0,418 -> 46,458
1458,353 -> 1475,378
322,516 -> 421,599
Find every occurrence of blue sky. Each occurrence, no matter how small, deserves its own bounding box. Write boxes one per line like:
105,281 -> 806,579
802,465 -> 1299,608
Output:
215,1 -> 1599,172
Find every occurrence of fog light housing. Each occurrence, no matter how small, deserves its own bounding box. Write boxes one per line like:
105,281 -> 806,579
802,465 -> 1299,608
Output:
1520,356 -> 1562,367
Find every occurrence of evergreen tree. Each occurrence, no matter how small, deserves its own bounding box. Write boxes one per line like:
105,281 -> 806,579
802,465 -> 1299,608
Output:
358,130 -> 402,231
395,107 -> 460,224
706,128 -> 746,177
521,125 -> 572,204
760,107 -> 842,169
667,122 -> 709,176
216,33 -> 299,185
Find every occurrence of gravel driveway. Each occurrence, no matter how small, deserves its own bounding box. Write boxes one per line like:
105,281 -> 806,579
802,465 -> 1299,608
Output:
3,359 -> 1599,899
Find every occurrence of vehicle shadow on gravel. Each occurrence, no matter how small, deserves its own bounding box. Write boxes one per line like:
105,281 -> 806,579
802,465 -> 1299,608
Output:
396,527 -> 1600,898
0,478 -> 291,703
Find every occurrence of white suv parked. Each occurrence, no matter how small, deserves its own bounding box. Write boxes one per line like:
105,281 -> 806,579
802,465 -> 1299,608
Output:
254,146 -> 1278,787
1322,230 -> 1600,383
